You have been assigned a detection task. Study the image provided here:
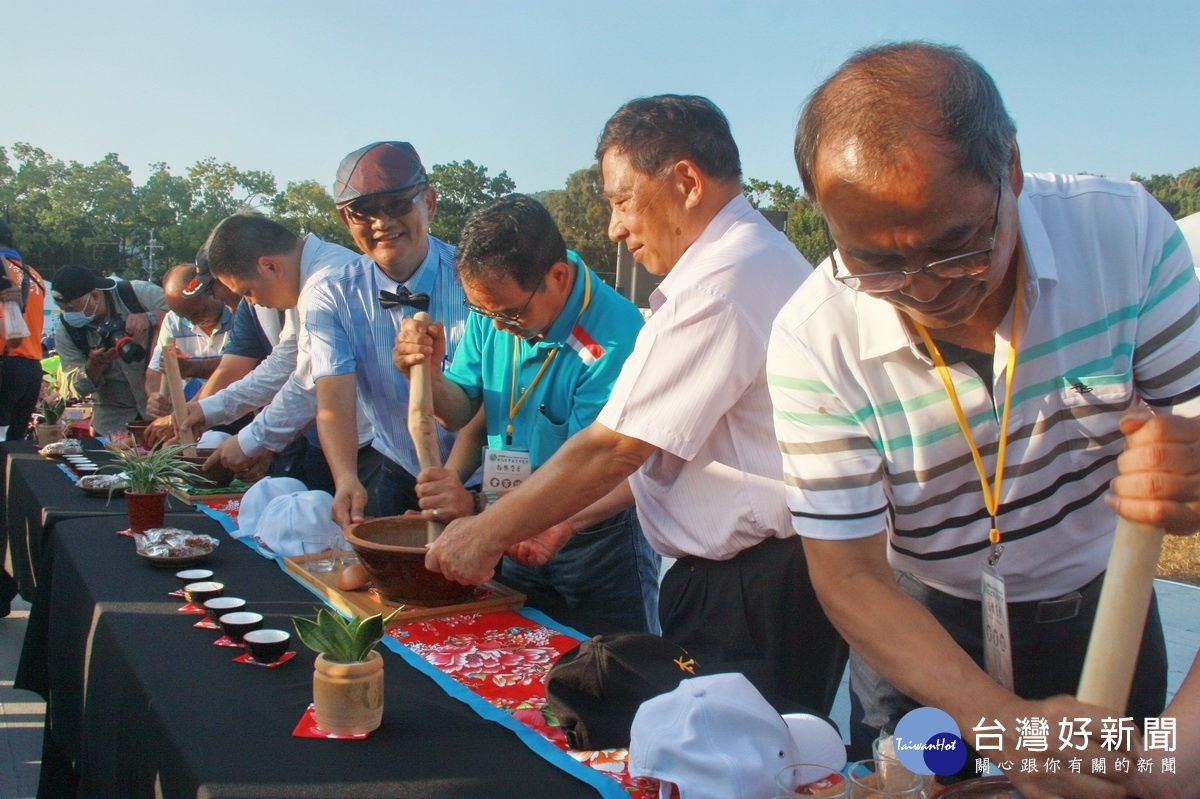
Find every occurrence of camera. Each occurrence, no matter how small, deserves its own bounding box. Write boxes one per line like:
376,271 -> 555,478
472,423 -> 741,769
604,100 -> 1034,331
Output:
93,318 -> 146,364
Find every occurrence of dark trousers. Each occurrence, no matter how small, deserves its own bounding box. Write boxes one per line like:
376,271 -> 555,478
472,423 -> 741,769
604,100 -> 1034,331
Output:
501,508 -> 661,634
0,356 -> 43,440
377,457 -> 421,516
303,442 -> 384,518
659,535 -> 848,715
848,570 -> 1168,762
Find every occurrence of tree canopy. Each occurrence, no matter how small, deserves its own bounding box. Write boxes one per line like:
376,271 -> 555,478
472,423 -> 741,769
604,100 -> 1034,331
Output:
2,140 -> 1196,286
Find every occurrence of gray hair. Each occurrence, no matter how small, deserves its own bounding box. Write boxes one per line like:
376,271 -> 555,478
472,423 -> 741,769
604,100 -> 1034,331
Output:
795,42 -> 1016,203
596,94 -> 741,182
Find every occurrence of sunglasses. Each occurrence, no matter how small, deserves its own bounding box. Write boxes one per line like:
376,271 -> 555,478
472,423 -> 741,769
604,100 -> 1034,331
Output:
343,183 -> 428,225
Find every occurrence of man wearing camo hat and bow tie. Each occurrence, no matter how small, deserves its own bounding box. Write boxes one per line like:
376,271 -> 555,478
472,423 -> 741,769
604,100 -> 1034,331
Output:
306,141 -> 470,523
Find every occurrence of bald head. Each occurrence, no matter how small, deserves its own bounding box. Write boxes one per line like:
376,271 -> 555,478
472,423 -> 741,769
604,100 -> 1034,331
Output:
795,42 -> 1016,205
163,264 -> 226,332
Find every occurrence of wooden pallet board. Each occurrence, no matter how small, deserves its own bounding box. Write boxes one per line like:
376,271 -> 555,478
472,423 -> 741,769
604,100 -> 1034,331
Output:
281,553 -> 525,626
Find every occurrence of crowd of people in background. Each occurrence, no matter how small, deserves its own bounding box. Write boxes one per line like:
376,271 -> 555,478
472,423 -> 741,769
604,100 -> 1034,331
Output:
2,40 -> 1199,799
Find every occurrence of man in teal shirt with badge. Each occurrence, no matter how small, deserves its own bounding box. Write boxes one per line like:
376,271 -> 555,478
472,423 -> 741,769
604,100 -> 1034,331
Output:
395,194 -> 659,632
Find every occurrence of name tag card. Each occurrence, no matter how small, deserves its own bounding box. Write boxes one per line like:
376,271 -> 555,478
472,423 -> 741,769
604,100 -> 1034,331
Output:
981,566 -> 1015,692
481,448 -> 532,507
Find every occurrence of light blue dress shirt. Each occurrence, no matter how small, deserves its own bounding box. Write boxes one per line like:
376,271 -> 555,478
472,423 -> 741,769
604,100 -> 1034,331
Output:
303,236 -> 466,475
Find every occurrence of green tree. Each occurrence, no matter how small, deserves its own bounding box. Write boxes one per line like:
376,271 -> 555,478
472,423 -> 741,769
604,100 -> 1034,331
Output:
134,162 -> 197,268
544,165 -> 617,283
743,177 -> 827,266
1133,168 -> 1200,219
0,143 -> 68,270
427,160 -> 516,245
270,180 -> 355,249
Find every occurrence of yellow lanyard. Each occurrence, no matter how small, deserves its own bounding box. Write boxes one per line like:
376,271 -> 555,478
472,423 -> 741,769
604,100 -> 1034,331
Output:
505,265 -> 593,446
912,263 -> 1023,565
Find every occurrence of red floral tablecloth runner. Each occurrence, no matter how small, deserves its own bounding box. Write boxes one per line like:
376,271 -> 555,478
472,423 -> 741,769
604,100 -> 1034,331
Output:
392,610 -> 661,797
200,498 -> 241,525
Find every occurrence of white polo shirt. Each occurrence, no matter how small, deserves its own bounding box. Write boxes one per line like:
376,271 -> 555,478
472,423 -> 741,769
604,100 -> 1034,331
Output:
597,194 -> 813,560
768,174 -> 1200,601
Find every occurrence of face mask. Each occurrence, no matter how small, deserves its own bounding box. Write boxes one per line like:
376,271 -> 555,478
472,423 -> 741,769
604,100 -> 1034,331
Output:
62,295 -> 96,328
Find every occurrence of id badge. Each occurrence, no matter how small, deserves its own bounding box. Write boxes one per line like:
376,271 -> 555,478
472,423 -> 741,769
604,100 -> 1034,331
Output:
481,447 -> 532,507
981,566 -> 1015,692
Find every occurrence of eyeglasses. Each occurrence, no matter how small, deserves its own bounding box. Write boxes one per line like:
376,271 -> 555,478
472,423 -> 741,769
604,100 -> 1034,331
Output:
463,277 -> 544,328
342,183 -> 428,225
828,184 -> 1003,293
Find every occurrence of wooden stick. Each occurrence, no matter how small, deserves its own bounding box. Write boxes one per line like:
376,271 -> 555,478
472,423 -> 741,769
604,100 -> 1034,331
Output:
406,312 -> 444,544
1076,517 -> 1165,711
160,340 -> 196,457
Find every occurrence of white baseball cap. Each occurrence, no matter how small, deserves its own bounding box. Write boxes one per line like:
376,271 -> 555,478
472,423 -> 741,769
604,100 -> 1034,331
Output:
254,489 -> 340,558
629,673 -> 845,799
234,477 -> 307,543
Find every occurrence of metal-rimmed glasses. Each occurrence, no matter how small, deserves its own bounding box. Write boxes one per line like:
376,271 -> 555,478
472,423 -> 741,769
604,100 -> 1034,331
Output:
828,184 -> 1002,293
342,183 -> 428,225
462,276 -> 545,328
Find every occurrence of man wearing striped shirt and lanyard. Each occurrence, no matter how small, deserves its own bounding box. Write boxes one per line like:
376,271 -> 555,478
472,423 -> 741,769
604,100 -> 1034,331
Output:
396,195 -> 659,633
768,43 -> 1200,798
306,142 -> 469,524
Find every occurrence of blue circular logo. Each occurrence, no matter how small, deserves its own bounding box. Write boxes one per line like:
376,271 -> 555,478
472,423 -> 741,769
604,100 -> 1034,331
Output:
892,708 -> 967,776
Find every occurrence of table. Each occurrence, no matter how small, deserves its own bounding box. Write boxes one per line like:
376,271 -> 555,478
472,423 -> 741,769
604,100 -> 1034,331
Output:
15,512 -> 608,799
1,439 -> 201,602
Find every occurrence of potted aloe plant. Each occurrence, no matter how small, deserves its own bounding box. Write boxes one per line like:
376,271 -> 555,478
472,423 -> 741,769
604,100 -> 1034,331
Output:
102,442 -> 210,532
294,607 -> 403,735
36,393 -> 66,445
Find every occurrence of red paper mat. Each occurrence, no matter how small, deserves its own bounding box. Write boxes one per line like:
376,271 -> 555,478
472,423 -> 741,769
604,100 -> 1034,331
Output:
390,611 -> 660,796
233,650 -> 295,669
291,703 -> 371,739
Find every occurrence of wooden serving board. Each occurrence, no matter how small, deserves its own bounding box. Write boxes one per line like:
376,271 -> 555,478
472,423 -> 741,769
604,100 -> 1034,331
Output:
169,487 -> 247,505
281,553 -> 525,626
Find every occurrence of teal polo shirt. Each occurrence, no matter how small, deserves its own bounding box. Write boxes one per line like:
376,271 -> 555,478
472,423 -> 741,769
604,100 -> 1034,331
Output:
445,251 -> 644,469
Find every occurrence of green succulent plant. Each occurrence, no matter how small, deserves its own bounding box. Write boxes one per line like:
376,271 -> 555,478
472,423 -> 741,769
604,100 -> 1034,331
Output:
100,442 -> 211,495
293,607 -> 403,663
40,395 -> 66,426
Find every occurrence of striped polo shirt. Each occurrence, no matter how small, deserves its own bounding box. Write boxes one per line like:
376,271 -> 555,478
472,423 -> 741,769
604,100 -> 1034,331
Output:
767,174 -> 1200,601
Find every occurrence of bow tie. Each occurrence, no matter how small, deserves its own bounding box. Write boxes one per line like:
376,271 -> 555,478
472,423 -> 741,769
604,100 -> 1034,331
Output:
378,288 -> 430,311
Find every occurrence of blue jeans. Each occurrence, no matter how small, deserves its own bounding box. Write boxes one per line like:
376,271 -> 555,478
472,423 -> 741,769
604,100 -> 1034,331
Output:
501,508 -> 661,634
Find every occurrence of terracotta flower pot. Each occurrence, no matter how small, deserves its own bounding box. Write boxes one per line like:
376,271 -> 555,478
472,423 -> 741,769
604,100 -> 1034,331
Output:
313,650 -> 384,735
125,490 -> 167,533
36,424 -> 64,446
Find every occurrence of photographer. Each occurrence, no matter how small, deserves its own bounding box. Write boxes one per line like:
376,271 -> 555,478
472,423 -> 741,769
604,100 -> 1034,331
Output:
52,264 -> 168,435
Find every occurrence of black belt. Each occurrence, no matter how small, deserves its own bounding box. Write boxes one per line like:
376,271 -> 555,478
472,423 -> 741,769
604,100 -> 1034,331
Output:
900,570 -> 1106,625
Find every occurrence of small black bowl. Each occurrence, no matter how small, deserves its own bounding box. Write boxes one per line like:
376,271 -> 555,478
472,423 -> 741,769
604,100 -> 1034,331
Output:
243,628 -> 291,663
202,596 -> 246,622
217,611 -> 263,643
181,581 -> 224,605
175,569 -> 214,590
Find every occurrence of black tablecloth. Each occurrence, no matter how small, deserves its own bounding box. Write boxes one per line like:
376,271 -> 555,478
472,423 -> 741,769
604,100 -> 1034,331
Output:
1,439 -> 200,601
15,512 -> 605,799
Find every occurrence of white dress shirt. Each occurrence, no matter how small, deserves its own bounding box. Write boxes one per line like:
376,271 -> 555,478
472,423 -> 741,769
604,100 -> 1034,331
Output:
596,194 -> 813,560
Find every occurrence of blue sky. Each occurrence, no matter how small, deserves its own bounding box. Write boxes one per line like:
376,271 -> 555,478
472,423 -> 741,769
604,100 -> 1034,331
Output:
6,1 -> 1198,195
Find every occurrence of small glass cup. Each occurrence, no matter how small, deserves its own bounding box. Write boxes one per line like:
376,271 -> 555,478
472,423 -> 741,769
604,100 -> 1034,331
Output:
847,757 -> 926,798
300,533 -> 336,572
336,535 -> 359,567
873,735 -> 938,794
775,763 -> 848,798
